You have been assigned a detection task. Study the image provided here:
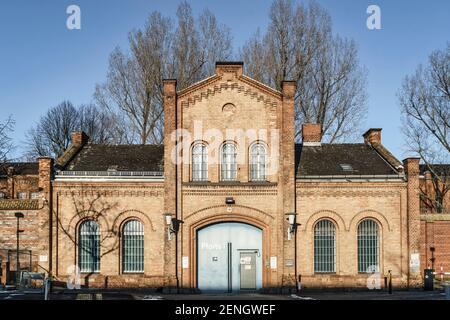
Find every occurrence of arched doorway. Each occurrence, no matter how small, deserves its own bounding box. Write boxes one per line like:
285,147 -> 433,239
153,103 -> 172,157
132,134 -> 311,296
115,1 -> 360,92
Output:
197,222 -> 263,292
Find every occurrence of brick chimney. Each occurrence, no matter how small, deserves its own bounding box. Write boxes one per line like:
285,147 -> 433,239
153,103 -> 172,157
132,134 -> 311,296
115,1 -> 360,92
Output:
71,131 -> 89,146
363,128 -> 382,145
302,123 -> 322,146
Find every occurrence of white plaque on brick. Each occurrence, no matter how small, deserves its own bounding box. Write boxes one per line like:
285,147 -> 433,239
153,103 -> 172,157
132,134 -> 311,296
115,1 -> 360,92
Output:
270,256 -> 277,269
410,253 -> 420,273
39,255 -> 48,262
182,256 -> 189,269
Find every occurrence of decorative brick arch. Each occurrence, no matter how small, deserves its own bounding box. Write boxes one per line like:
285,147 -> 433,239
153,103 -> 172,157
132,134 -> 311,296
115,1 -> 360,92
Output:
184,204 -> 274,222
112,209 -> 156,233
68,210 -> 110,236
302,210 -> 347,232
349,210 -> 391,233
185,205 -> 273,289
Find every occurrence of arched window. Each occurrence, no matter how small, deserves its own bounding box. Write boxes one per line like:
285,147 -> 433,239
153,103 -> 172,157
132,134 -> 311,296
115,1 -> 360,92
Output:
122,220 -> 144,273
357,219 -> 379,273
250,143 -> 266,181
314,219 -> 336,273
221,143 -> 237,181
0,192 -> 5,199
79,220 -> 100,273
192,143 -> 208,181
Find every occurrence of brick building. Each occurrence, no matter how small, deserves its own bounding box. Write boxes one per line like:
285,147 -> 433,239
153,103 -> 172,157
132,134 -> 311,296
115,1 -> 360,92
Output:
1,62 -> 449,291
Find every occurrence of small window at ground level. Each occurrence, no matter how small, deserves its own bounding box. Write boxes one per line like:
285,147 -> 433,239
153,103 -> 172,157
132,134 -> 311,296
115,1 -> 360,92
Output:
31,192 -> 40,199
17,192 -> 28,199
0,192 -> 5,199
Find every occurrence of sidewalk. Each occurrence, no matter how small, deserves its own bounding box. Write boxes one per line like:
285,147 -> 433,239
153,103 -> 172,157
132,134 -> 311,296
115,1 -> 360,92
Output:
0,288 -> 447,300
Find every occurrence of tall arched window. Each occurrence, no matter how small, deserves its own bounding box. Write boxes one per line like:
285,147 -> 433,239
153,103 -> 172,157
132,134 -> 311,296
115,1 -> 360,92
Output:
357,219 -> 379,273
250,143 -> 266,181
122,220 -> 144,273
314,219 -> 336,273
192,143 -> 208,181
79,220 -> 100,273
221,143 -> 237,181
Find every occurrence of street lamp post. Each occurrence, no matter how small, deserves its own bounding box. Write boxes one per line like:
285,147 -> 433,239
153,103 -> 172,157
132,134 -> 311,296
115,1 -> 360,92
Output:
14,212 -> 24,287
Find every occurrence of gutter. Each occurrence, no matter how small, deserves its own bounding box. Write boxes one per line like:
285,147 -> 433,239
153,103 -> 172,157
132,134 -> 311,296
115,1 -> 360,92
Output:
296,174 -> 406,182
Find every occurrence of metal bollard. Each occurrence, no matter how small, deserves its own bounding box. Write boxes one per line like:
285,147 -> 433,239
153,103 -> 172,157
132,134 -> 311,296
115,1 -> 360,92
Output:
44,278 -> 50,300
388,270 -> 392,294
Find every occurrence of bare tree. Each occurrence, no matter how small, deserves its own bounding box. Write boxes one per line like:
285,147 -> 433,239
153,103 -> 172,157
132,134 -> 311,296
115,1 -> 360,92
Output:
241,0 -> 367,142
0,115 -> 15,164
399,43 -> 450,213
25,101 -> 120,159
95,1 -> 232,144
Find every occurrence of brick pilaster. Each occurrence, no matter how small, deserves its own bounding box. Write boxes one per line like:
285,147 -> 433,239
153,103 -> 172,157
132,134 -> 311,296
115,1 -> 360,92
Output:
163,79 -> 178,287
403,157 -> 422,286
280,81 -> 297,288
38,157 -> 53,275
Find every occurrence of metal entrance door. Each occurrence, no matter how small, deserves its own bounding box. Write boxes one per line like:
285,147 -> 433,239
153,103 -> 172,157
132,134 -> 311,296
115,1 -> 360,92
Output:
240,252 -> 257,290
197,222 -> 262,292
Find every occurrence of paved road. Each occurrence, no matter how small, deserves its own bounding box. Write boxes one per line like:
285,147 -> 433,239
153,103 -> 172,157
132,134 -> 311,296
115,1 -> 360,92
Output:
0,289 -> 447,300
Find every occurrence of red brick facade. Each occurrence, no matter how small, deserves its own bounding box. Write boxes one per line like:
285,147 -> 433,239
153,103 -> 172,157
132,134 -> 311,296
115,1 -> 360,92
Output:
1,62 -> 449,291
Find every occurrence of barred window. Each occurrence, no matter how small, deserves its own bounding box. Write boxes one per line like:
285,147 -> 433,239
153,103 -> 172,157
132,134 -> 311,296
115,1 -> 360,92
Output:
122,220 -> 144,273
192,143 -> 208,181
221,143 -> 237,181
250,143 -> 266,181
79,220 -> 100,273
357,219 -> 379,273
314,219 -> 336,273
17,192 -> 28,199
31,192 -> 40,199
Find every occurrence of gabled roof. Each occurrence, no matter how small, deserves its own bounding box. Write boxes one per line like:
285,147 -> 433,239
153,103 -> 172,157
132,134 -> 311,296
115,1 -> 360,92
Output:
295,143 -> 400,177
62,144 -> 164,172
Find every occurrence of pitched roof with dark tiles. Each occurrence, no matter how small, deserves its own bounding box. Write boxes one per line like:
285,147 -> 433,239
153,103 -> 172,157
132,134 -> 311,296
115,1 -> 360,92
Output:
64,144 -> 164,172
295,143 -> 399,176
0,162 -> 39,176
61,142 -> 400,177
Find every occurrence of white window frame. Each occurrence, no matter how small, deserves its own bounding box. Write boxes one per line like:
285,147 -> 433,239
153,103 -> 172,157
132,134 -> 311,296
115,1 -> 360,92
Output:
192,143 -> 208,181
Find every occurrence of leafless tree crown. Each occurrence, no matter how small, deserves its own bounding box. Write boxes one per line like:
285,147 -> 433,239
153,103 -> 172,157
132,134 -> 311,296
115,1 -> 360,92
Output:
240,0 -> 368,142
399,43 -> 450,213
25,101 -> 121,159
0,115 -> 15,164
95,1 -> 233,144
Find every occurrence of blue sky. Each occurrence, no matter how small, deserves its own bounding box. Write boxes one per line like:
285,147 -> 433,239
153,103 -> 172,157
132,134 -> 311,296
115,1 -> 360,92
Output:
0,0 -> 449,159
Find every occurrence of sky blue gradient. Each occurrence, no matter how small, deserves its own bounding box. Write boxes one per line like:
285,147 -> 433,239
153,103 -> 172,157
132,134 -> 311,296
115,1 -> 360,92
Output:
0,0 -> 449,159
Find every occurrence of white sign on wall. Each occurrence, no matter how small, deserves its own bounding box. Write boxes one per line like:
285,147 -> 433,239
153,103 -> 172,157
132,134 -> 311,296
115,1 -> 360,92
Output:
39,255 -> 48,262
270,256 -> 277,269
182,256 -> 189,269
410,253 -> 420,273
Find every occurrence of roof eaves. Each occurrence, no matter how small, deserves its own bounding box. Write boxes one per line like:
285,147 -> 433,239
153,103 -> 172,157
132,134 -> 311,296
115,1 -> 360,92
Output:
55,143 -> 86,170
370,143 -> 403,172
